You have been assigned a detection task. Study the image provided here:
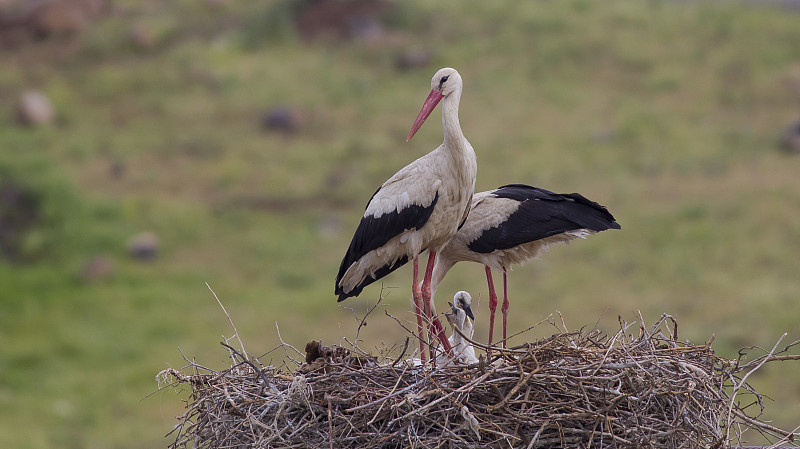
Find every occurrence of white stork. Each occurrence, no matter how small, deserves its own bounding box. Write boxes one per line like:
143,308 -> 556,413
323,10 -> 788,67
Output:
444,290 -> 478,365
430,184 -> 620,347
335,68 -> 477,361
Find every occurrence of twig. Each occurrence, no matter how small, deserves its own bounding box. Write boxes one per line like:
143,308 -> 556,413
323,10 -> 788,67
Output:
503,313 -> 555,347
451,321 -> 527,355
725,333 -> 786,441
207,282 -> 248,361
340,287 -> 389,348
275,322 -> 304,366
328,395 -> 334,449
392,337 -> 410,367
220,341 -> 280,396
384,310 -> 435,357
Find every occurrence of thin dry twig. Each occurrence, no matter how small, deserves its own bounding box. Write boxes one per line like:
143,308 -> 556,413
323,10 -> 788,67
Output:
725,333 -> 786,441
274,322 -> 303,366
207,282 -> 248,361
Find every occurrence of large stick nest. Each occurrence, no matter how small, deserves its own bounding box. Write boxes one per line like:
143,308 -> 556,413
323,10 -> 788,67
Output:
160,313 -> 799,448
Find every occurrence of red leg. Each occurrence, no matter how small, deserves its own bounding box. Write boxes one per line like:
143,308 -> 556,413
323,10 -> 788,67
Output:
421,279 -> 436,362
501,269 -> 509,348
412,257 -> 427,363
485,266 -> 498,348
422,251 -> 452,355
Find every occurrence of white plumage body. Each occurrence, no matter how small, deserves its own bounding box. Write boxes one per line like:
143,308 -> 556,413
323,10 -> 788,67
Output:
339,144 -> 476,293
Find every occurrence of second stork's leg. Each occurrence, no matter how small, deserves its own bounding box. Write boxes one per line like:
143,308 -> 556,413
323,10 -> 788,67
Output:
485,266 -> 498,348
412,257 -> 427,363
501,268 -> 509,348
421,251 -> 453,355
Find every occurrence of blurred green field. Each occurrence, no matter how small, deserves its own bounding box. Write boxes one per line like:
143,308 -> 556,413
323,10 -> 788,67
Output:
1,0 -> 800,447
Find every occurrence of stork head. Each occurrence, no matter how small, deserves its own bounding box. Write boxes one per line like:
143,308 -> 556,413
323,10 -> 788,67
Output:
430,67 -> 462,97
444,301 -> 467,330
407,67 -> 462,141
453,290 -> 475,322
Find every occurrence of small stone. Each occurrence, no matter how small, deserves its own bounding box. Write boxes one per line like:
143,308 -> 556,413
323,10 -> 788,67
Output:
109,160 -> 126,179
781,121 -> 800,154
16,90 -> 55,126
127,232 -> 159,261
262,107 -> 305,134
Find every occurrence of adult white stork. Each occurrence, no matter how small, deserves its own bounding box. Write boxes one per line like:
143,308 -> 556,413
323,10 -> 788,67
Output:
335,68 -> 477,361
430,184 -> 620,347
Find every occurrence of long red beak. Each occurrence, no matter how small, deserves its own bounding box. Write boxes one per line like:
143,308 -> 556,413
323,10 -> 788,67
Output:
407,89 -> 444,142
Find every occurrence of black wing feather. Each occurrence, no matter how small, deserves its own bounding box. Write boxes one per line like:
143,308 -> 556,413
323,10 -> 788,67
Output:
468,184 -> 620,254
335,190 -> 439,301
336,255 -> 409,302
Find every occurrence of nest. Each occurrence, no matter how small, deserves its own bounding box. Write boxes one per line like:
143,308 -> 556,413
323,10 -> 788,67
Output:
160,313 -> 799,448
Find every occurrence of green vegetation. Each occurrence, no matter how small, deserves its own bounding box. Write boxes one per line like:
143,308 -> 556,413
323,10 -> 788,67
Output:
1,1 -> 799,447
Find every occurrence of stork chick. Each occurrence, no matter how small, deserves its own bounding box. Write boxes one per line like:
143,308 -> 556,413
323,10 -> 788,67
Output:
444,291 -> 478,365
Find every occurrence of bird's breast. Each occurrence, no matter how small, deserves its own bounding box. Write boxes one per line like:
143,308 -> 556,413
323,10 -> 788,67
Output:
424,175 -> 476,250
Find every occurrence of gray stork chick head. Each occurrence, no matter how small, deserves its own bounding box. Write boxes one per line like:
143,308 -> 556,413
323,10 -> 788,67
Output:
453,290 -> 475,321
430,67 -> 462,97
444,301 -> 467,330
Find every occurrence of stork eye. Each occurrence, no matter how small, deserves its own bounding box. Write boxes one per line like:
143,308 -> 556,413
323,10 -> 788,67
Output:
438,75 -> 450,89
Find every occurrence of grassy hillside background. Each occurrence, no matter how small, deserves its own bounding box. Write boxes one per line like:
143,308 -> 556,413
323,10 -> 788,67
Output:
1,0 -> 800,447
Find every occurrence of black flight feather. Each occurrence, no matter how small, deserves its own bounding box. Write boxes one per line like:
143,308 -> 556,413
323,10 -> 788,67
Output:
335,190 -> 439,301
468,184 -> 620,254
